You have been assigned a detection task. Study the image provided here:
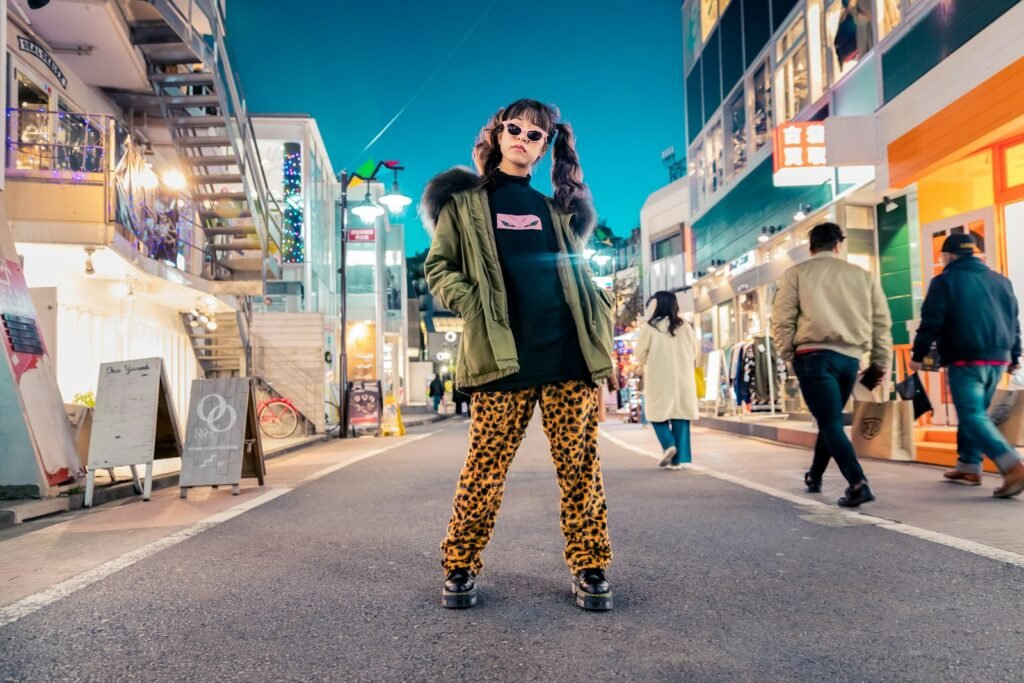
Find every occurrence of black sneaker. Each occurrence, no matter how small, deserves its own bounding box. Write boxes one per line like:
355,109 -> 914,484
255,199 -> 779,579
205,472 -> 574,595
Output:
837,482 -> 875,508
804,471 -> 822,493
572,568 -> 613,611
442,568 -> 477,609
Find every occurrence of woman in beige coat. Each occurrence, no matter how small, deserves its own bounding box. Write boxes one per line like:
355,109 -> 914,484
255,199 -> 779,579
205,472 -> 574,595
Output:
636,291 -> 700,469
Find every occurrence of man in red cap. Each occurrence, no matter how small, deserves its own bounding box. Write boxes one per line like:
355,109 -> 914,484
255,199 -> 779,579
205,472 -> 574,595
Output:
910,233 -> 1024,498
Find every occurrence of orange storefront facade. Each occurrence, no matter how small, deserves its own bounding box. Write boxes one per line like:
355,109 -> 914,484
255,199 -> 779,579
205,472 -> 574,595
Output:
886,57 -> 1024,471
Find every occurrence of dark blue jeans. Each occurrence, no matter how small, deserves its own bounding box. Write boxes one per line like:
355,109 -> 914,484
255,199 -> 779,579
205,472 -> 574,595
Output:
651,419 -> 692,465
793,351 -> 867,487
948,365 -> 1023,474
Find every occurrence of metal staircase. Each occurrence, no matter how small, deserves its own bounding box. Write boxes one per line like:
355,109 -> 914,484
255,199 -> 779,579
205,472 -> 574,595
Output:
130,1 -> 282,290
182,311 -> 245,377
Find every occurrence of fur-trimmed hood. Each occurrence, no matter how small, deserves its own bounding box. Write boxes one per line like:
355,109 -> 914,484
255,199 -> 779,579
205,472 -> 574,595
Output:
418,166 -> 597,241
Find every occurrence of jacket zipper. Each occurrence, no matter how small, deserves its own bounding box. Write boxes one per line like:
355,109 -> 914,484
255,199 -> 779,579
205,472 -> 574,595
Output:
477,190 -> 509,322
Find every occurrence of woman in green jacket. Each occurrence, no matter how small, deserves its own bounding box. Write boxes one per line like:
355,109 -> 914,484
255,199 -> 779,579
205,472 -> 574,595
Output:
422,99 -> 615,611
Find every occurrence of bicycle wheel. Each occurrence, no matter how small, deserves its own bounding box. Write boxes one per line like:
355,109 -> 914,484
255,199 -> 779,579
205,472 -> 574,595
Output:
259,401 -> 298,439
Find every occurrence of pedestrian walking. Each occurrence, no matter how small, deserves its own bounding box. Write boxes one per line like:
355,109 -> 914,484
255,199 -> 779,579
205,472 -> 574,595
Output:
909,234 -> 1024,497
428,374 -> 444,413
772,222 -> 892,507
636,291 -> 699,470
423,99 -> 616,611
452,387 -> 470,416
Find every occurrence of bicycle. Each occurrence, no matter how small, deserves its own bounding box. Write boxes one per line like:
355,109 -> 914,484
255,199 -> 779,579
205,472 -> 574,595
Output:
257,396 -> 300,439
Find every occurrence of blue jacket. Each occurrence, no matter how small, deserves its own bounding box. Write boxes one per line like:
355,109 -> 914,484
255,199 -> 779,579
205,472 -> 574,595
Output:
911,256 -> 1021,366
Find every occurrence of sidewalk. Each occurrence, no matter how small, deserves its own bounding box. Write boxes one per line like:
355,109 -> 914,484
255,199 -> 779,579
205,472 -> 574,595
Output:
0,430 -> 433,610
601,421 -> 1024,556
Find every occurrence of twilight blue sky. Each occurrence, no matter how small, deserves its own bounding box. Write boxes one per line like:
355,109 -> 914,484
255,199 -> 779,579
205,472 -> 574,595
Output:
225,1 -> 684,256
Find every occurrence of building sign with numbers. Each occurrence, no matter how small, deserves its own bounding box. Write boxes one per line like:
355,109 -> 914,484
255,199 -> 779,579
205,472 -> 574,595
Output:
772,122 -> 832,187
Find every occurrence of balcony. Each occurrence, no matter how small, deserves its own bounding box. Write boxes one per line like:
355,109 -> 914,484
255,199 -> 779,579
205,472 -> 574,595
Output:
5,108 -> 210,286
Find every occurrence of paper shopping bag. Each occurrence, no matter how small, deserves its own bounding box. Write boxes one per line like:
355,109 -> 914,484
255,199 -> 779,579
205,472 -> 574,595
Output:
852,398 -> 916,461
989,389 -> 1024,447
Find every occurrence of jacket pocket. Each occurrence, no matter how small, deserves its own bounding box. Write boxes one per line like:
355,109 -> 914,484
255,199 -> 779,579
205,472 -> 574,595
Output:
458,285 -> 484,322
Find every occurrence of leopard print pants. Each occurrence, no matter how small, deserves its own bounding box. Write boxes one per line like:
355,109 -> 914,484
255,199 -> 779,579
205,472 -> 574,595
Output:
441,380 -> 612,575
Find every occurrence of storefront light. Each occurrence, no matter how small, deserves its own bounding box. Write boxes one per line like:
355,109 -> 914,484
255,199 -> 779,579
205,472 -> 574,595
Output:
162,169 -> 188,192
206,320 -> 218,331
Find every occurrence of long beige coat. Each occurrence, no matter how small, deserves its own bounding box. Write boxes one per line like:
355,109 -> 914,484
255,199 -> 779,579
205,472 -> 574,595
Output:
636,319 -> 700,422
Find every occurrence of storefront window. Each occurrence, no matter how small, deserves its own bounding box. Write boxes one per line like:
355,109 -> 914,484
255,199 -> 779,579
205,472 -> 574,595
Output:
750,60 -> 773,152
876,0 -> 901,40
738,291 -> 762,337
775,15 -> 810,123
725,87 -> 747,178
705,122 -> 724,197
699,310 -> 715,355
700,0 -> 719,41
717,300 -> 737,349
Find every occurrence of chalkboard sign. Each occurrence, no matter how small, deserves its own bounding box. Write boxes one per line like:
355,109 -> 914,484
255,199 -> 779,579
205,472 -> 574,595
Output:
347,380 -> 382,435
179,378 -> 265,498
85,357 -> 181,505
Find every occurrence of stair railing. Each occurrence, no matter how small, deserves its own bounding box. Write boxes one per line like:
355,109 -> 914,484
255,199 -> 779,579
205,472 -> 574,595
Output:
146,0 -> 284,288
250,335 -> 321,433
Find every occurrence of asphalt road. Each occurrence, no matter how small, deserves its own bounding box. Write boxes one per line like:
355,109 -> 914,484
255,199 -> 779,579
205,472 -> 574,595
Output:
2,415 -> 1023,682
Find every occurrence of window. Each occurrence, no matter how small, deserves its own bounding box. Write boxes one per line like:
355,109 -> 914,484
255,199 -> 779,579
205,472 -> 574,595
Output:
683,0 -> 702,74
13,71 -> 51,170
701,0 -> 719,41
57,99 -> 104,173
653,233 -> 684,261
775,14 -> 810,122
725,87 -> 747,178
806,0 -> 826,102
827,0 -> 874,80
691,141 -> 707,209
705,122 -> 725,197
1002,141 -> 1024,190
749,60 -> 773,152
875,0 -> 901,41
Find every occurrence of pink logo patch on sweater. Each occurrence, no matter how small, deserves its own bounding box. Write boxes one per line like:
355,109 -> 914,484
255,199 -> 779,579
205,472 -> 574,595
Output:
496,213 -> 542,230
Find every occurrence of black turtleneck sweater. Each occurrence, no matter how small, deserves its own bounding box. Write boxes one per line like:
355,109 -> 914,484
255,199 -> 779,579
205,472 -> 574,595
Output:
474,170 -> 590,393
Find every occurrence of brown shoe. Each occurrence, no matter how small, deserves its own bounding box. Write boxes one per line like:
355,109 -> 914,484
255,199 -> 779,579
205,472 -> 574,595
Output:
943,470 -> 982,486
993,462 -> 1024,499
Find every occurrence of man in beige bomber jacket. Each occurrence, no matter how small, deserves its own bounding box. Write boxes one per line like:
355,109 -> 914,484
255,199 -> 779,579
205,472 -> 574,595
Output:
772,222 -> 892,508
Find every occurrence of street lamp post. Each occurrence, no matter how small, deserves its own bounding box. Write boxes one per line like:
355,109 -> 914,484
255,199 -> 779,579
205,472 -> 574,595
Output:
335,161 -> 409,439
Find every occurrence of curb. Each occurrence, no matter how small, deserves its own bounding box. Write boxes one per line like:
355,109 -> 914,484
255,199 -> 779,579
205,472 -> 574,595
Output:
0,435 -> 337,530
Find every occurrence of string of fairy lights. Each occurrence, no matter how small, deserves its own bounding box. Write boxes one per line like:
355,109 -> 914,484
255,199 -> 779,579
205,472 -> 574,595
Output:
282,142 -> 304,263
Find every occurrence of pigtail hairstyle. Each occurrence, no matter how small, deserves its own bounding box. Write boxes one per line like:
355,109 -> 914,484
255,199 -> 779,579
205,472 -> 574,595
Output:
472,107 -> 506,181
471,99 -> 590,214
551,121 -> 587,213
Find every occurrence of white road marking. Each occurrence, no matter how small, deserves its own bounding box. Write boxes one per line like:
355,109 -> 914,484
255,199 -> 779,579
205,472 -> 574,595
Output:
599,428 -> 1024,569
0,432 -> 437,630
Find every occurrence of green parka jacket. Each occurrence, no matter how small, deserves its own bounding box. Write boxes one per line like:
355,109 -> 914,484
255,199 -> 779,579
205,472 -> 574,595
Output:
421,167 -> 615,389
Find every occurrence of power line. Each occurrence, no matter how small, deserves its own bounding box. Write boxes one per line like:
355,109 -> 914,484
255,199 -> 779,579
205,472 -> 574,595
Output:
345,0 -> 498,167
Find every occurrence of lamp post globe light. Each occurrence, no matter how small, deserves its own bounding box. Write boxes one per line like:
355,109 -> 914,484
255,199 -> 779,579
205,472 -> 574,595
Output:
335,161 -> 411,438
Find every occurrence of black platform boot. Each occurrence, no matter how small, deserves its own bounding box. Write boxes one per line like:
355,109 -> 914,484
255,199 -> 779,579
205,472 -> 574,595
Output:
572,568 -> 613,611
442,568 -> 477,609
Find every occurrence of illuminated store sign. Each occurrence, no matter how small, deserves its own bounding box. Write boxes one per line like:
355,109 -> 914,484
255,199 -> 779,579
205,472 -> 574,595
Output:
772,122 -> 832,187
